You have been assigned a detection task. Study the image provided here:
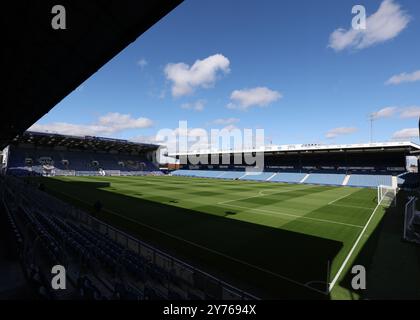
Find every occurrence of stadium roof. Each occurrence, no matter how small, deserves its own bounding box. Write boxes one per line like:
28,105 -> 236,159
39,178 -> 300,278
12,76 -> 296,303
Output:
1,0 -> 183,150
9,131 -> 160,154
169,141 -> 420,157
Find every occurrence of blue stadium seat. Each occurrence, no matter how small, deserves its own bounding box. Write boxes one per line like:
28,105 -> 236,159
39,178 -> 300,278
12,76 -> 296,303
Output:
6,147 -> 159,176
217,171 -> 245,179
239,172 -> 274,181
347,174 -> 392,187
270,172 -> 306,183
304,173 -> 345,185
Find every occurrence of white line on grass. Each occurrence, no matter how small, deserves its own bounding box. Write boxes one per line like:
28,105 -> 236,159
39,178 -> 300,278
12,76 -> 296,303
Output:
217,186 -> 365,228
328,193 -> 354,205
328,201 -> 382,292
52,188 -> 326,296
329,203 -> 375,210
111,178 -> 368,228
222,202 -> 364,228
218,186 -> 310,205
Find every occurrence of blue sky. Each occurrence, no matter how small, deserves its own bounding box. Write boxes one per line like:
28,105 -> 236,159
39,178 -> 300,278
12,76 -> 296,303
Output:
31,0 -> 420,149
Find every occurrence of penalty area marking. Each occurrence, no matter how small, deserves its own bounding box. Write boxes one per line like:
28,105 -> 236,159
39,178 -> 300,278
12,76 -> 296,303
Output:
217,187 -> 365,228
52,188 -> 327,296
221,202 -> 364,228
218,185 -> 311,205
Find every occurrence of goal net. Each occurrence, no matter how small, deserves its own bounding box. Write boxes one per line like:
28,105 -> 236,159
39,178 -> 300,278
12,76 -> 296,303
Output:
404,197 -> 420,244
377,185 -> 397,207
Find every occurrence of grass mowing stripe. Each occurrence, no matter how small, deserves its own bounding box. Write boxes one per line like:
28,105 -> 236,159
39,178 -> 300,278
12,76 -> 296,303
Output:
329,203 -> 375,210
218,185 -> 311,205
328,193 -> 354,205
221,202 -> 364,228
216,184 -> 365,228
34,175 -> 380,298
51,187 -> 326,295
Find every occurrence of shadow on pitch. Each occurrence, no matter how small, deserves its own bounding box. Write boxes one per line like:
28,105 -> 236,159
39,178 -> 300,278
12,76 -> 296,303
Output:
34,177 -> 344,299
338,190 -> 420,299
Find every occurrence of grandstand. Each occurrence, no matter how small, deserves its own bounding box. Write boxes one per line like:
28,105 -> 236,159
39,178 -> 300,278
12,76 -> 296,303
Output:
2,136 -> 420,300
2,135 -> 419,299
169,141 -> 420,189
1,127 -> 419,301
1,175 -> 253,300
1,0 -> 419,302
0,0 -> 187,301
3,131 -> 162,177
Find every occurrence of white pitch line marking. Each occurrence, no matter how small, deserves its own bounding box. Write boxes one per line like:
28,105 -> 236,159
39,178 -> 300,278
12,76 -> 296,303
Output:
222,203 -> 364,228
52,188 -> 325,295
218,187 -> 366,228
329,203 -> 375,210
328,193 -> 354,205
59,176 -> 371,293
217,186 -> 310,205
328,201 -> 382,292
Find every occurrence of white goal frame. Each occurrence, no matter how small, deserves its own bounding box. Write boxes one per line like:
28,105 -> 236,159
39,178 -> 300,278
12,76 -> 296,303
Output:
377,184 -> 397,207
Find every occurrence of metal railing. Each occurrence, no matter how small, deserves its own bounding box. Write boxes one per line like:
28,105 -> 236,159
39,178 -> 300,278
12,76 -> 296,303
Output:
1,175 -> 259,300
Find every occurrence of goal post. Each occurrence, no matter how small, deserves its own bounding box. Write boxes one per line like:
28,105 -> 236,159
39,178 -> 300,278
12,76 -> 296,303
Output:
403,197 -> 420,244
377,185 -> 397,207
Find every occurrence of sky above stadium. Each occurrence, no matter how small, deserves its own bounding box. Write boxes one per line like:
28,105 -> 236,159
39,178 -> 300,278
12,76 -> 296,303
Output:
31,0 -> 420,151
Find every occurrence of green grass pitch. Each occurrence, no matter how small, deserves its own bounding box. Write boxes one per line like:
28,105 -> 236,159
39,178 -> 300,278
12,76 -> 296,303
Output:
31,175 -> 386,299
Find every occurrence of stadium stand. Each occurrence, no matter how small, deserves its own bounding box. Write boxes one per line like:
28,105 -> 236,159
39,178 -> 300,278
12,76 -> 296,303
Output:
172,170 -> 223,178
0,175 -> 255,300
1,132 -> 419,300
346,174 -> 392,188
169,142 -> 420,188
304,173 -> 346,186
171,169 -> 398,188
398,172 -> 420,189
269,172 -> 307,183
218,171 -> 245,179
4,132 -> 161,177
239,172 -> 275,181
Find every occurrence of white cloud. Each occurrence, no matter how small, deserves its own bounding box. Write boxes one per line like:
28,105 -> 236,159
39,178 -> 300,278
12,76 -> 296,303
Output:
370,106 -> 398,119
180,100 -> 206,112
97,113 -> 153,130
227,87 -> 282,111
212,118 -> 240,125
370,106 -> 420,119
172,127 -> 208,138
165,127 -> 213,153
144,123 -> 265,159
400,106 -> 420,119
221,124 -> 239,132
29,112 -> 153,137
392,128 -> 418,140
386,69 -> 420,85
328,0 -> 410,51
164,54 -> 230,97
325,127 -> 357,139
137,58 -> 148,69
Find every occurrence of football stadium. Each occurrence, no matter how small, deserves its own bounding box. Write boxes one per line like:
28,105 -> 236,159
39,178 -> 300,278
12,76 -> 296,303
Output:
1,0 -> 420,303
1,131 -> 420,300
